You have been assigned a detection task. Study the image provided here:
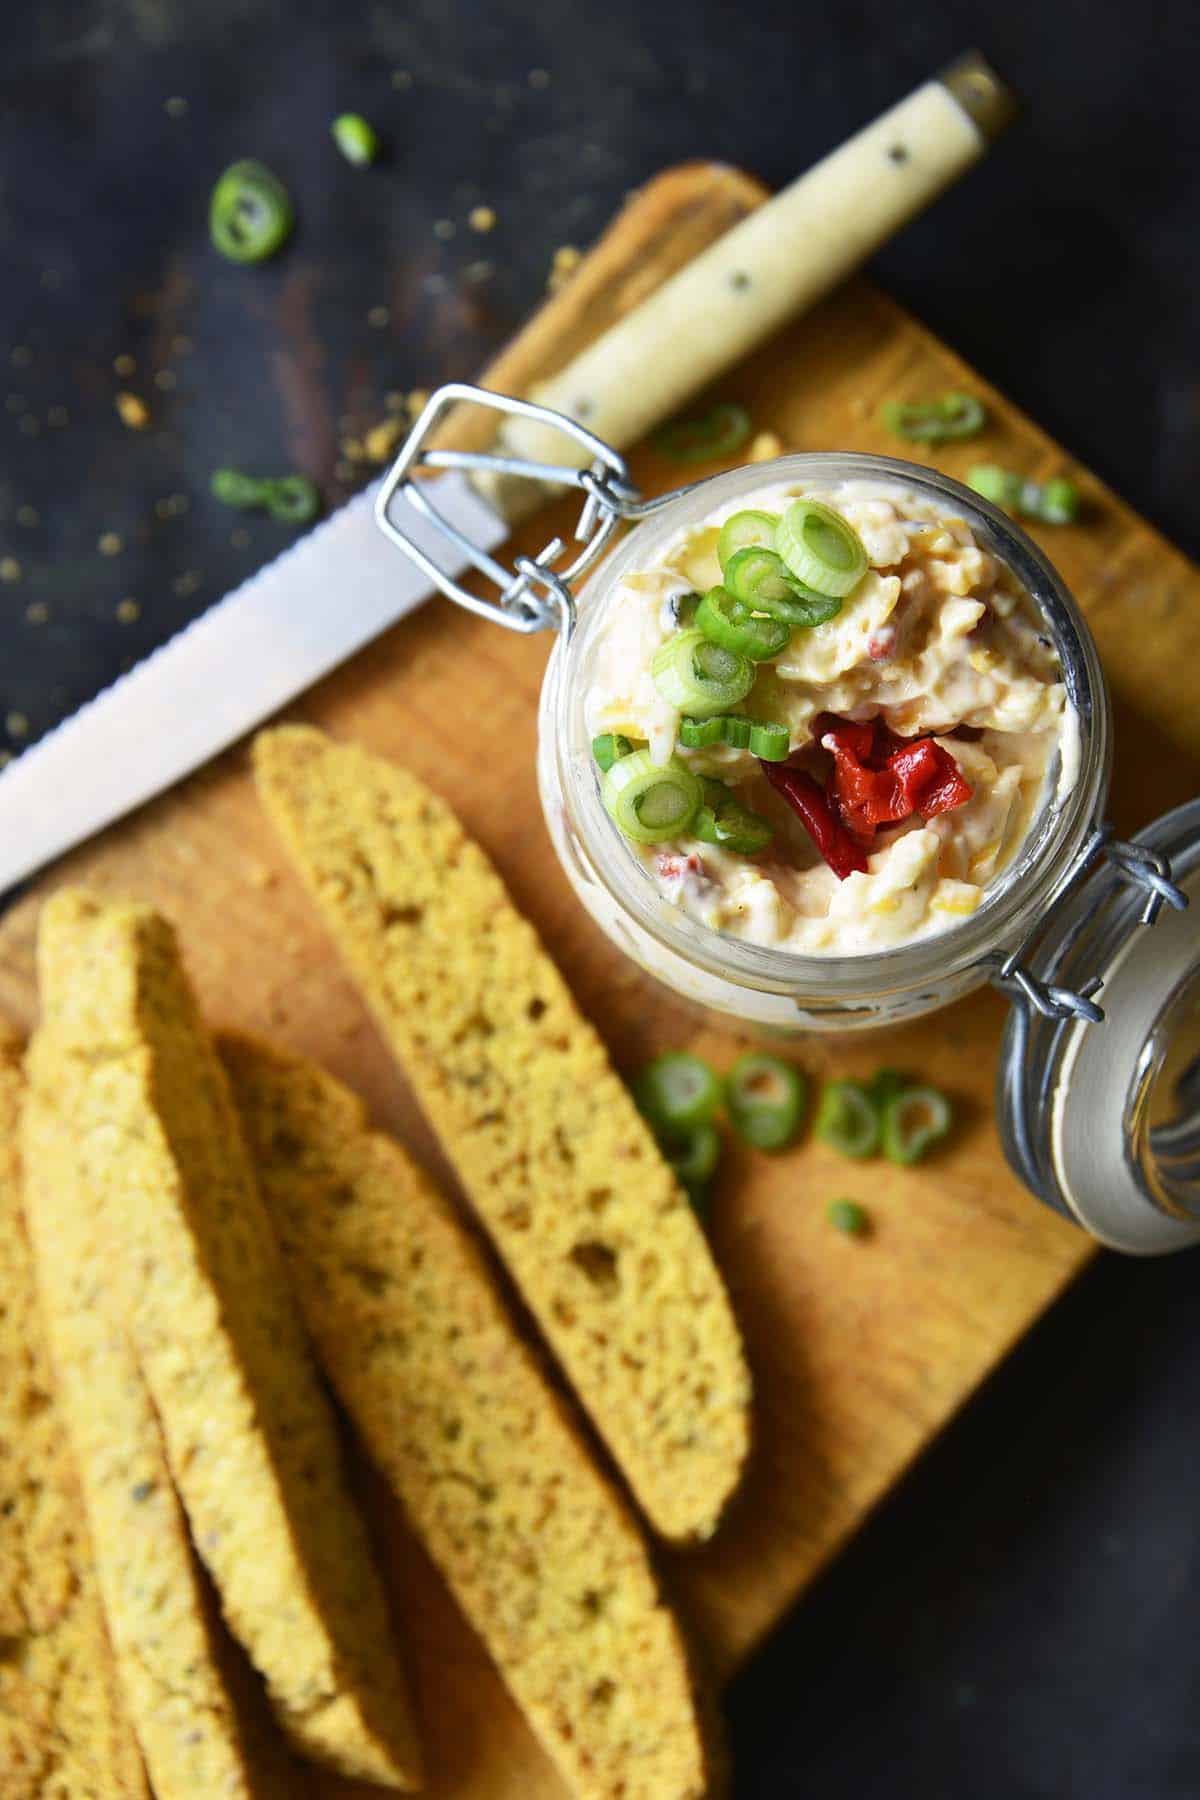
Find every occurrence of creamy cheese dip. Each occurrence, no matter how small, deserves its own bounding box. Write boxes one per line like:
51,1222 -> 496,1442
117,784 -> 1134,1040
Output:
585,478 -> 1078,955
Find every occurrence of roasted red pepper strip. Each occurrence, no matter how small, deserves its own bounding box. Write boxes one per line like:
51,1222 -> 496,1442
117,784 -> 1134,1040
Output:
760,761 -> 869,880
818,715 -> 972,835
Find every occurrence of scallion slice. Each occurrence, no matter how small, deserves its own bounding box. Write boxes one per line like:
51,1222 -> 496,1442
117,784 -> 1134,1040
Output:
651,629 -> 754,717
880,1085 -> 953,1165
752,580 -> 844,630
726,1052 -> 806,1151
881,392 -> 986,443
331,113 -> 380,166
967,465 -> 1082,526
601,749 -> 703,845
592,732 -> 637,773
209,160 -> 294,264
695,586 -> 791,661
777,499 -> 868,598
815,1079 -> 880,1159
717,509 -> 781,572
633,1052 -> 724,1133
654,402 -> 752,464
692,782 -> 774,855
677,714 -> 789,760
827,1198 -> 870,1236
722,546 -> 798,610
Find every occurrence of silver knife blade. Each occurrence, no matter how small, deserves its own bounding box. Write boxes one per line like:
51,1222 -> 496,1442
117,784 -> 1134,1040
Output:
0,471 -> 507,895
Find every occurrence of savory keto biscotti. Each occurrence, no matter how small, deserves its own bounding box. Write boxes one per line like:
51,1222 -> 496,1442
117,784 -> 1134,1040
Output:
27,889 -> 422,1790
221,1030 -> 719,1800
0,1024 -> 150,1800
254,725 -> 751,1544
23,1045 -> 303,1799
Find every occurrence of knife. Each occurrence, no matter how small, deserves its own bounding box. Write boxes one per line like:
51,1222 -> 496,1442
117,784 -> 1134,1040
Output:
0,53 -> 1014,895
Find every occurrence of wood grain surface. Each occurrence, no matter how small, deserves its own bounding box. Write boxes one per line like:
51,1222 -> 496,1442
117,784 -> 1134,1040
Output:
2,160 -> 1199,1799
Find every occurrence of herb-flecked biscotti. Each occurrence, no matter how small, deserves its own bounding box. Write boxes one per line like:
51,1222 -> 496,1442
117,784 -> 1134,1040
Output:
253,725 -> 751,1544
221,1030 -> 719,1800
0,1023 -> 150,1800
28,889 -> 423,1790
23,1038 -> 303,1799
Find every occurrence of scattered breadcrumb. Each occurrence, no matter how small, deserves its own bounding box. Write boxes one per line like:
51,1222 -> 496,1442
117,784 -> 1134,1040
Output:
116,598 -> 140,623
748,431 -> 784,462
171,335 -> 193,356
113,353 -> 136,376
364,417 -> 404,463
164,95 -> 189,118
153,369 -> 176,392
527,67 -> 550,88
6,712 -> 28,737
16,505 -> 39,526
407,389 -> 429,416
0,557 -> 21,582
25,601 -> 48,624
340,437 -> 366,464
367,305 -> 390,329
548,244 -> 581,290
384,390 -> 407,412
468,205 -> 496,233
115,392 -> 150,430
432,219 -> 455,241
98,532 -> 122,557
464,260 -> 493,285
172,570 -> 202,598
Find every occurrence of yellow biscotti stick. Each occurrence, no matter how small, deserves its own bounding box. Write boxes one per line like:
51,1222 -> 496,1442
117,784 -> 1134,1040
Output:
0,1024 -> 151,1800
253,725 -> 751,1544
222,1030 -> 720,1800
28,889 -> 422,1790
23,1058 -> 306,1798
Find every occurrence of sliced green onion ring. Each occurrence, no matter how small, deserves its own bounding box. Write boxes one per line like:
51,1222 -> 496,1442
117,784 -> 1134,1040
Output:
263,475 -> 320,523
868,1068 -> 907,1115
692,782 -> 774,855
881,1085 -> 953,1165
653,401 -> 752,465
665,1121 -> 721,1183
592,732 -> 637,773
967,465 -> 1082,526
717,509 -> 781,571
695,586 -> 791,662
651,629 -> 754,717
753,579 -> 844,630
601,749 -> 703,845
882,392 -> 986,443
777,499 -> 868,598
634,1052 -> 723,1134
209,160 -> 294,264
815,1079 -> 880,1159
722,546 -> 798,610
331,112 -> 380,166
827,1198 -> 870,1236
726,1052 -> 806,1151
678,714 -> 789,760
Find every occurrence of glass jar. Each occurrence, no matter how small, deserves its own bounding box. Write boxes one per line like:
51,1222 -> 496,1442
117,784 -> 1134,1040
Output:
538,453 -> 1109,1033
377,385 -> 1193,1249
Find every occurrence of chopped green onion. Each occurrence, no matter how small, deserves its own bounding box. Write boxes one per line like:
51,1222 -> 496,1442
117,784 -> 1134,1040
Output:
651,629 -> 754,718
654,401 -> 752,465
209,160 -> 294,263
868,1068 -> 907,1115
592,732 -> 636,773
210,468 -> 320,524
677,714 -> 789,760
601,749 -> 703,845
881,1085 -> 953,1165
717,509 -> 781,572
776,499 -> 868,599
665,1121 -> 722,1184
827,1198 -> 870,1236
967,465 -> 1082,526
633,1052 -> 723,1134
692,782 -> 774,855
695,586 -> 791,662
726,1052 -> 806,1151
331,113 -> 380,166
815,1079 -> 880,1159
723,545 -> 801,613
752,579 -> 844,630
881,392 -> 986,443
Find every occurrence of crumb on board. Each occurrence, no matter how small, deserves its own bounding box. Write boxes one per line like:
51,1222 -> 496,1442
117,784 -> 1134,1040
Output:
97,532 -> 123,557
384,391 -> 407,412
363,417 -> 404,463
367,305 -> 390,329
468,205 -> 496,233
6,713 -> 28,738
407,389 -> 429,416
748,431 -> 784,462
464,260 -> 493,285
113,353 -> 136,376
153,369 -> 176,392
0,558 -> 21,582
25,601 -> 49,624
116,598 -> 140,624
527,67 -> 550,88
548,244 -> 581,291
433,219 -> 455,241
164,96 -> 189,118
16,506 -> 38,527
115,392 -> 150,430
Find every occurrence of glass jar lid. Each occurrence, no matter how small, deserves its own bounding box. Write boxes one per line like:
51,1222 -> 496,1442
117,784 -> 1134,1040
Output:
998,798 -> 1197,1253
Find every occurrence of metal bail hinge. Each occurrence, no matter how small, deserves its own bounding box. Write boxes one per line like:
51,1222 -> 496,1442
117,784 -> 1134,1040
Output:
373,383 -> 672,639
993,823 -> 1188,1026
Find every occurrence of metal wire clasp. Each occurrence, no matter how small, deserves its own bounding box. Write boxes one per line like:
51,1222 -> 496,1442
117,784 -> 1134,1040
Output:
374,383 -> 671,639
992,824 -> 1188,1025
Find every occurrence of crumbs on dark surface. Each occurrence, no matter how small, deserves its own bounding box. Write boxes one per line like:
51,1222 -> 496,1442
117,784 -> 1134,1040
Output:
887,143 -> 909,164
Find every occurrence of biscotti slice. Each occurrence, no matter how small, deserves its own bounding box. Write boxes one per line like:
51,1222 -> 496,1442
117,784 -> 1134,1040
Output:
23,1051 -> 305,1797
222,1030 -> 718,1800
254,725 -> 751,1544
29,889 -> 422,1790
0,1023 -> 150,1800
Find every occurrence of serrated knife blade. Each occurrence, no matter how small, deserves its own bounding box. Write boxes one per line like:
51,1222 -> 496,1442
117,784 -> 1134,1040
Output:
0,472 -> 506,896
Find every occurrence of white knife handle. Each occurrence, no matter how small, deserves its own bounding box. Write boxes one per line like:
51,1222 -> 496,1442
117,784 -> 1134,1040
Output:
502,53 -> 1013,467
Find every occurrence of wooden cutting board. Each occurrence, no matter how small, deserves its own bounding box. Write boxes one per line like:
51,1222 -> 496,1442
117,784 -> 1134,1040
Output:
3,160 -> 1200,1798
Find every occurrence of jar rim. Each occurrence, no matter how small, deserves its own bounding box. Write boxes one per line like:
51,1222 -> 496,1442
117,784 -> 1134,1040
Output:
546,452 -> 1111,1002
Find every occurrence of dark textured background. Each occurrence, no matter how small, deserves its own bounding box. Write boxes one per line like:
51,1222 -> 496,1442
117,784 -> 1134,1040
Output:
3,3 -> 1199,1795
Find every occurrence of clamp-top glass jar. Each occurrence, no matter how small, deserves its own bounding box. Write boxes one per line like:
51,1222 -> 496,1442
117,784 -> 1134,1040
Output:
376,385 -> 1193,1249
